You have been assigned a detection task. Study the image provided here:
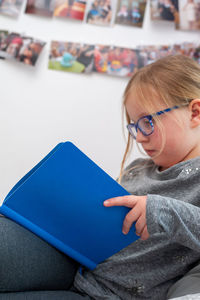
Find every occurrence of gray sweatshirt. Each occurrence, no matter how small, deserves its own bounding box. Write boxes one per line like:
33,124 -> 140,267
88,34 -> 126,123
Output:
74,157 -> 200,300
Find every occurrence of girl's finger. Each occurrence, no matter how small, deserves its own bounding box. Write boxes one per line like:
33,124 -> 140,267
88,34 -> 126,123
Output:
140,225 -> 150,241
122,207 -> 140,235
135,215 -> 146,236
104,195 -> 138,208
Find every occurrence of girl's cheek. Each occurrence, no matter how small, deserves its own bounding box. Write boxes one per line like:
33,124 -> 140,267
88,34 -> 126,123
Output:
152,124 -> 161,139
152,127 -> 163,148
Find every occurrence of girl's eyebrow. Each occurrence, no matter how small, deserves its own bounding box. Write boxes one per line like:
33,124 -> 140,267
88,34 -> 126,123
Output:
131,112 -> 149,123
138,112 -> 148,118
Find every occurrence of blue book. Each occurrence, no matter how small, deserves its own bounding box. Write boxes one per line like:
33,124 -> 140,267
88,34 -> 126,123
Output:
0,141 -> 139,270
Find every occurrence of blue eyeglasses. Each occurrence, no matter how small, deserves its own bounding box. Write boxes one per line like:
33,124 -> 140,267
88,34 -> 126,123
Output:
127,104 -> 188,140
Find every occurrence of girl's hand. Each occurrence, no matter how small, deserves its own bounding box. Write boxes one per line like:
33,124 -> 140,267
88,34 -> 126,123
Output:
104,195 -> 149,241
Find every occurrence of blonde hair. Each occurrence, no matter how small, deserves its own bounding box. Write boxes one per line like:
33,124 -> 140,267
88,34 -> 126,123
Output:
118,55 -> 200,183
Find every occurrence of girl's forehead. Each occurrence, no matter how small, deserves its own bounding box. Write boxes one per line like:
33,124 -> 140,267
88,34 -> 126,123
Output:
125,99 -> 149,122
125,89 -> 164,116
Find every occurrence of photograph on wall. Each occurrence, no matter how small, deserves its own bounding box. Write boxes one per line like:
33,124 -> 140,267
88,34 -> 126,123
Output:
85,0 -> 113,26
176,0 -> 200,30
25,0 -> 55,17
0,30 -> 9,59
0,32 -> 21,59
137,43 -> 192,65
93,45 -> 145,77
171,42 -> 199,56
115,0 -> 147,28
150,0 -> 179,23
0,0 -> 24,17
192,44 -> 200,63
48,41 -> 95,73
0,32 -> 46,66
173,42 -> 200,64
137,42 -> 200,66
53,0 -> 87,20
16,37 -> 46,65
137,44 -> 175,65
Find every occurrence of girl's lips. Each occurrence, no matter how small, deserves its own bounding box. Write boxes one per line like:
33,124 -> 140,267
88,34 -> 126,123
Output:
145,150 -> 155,156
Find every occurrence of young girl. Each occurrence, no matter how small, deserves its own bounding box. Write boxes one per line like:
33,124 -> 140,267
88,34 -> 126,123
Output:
1,54 -> 200,299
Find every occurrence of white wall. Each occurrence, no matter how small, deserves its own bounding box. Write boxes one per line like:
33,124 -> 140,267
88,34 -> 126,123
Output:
0,0 -> 200,202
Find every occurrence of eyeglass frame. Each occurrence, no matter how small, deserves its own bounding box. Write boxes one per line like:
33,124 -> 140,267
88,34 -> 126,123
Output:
127,103 -> 189,140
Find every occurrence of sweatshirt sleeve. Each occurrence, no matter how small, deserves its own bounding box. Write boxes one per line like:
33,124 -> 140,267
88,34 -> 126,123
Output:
146,194 -> 200,251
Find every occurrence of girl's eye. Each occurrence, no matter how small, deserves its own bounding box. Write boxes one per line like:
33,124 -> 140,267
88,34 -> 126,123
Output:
139,118 -> 151,129
144,121 -> 152,129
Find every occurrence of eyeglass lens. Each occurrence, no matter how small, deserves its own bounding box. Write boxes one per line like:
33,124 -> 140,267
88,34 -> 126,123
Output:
138,117 -> 153,135
129,117 -> 153,138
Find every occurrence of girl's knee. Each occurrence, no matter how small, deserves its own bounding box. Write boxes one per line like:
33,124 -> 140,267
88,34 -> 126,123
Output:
0,216 -> 78,292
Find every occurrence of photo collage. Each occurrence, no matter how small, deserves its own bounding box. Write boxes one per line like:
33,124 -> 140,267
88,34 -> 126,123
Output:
0,1 -> 200,32
1,29 -> 200,75
0,0 -> 149,28
48,40 -> 200,76
1,0 -> 200,75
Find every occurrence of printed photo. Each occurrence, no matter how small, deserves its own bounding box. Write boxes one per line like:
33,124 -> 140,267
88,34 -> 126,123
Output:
192,44 -> 200,63
150,0 -> 179,23
0,0 -> 24,17
48,41 -> 95,73
137,42 -> 199,66
85,0 -> 113,26
0,30 -> 9,59
25,0 -> 55,17
171,42 -> 198,56
93,45 -> 145,77
115,0 -> 147,28
17,37 -> 46,66
137,44 -> 174,65
53,0 -> 87,20
0,32 -> 46,66
0,32 -> 21,59
177,0 -> 200,30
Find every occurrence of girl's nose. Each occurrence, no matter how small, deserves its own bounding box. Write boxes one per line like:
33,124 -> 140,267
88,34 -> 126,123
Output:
136,129 -> 149,143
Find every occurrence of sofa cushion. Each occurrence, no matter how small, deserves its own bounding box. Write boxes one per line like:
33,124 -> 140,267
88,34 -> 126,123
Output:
167,262 -> 200,299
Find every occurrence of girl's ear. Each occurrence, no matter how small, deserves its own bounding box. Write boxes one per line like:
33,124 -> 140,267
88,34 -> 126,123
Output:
189,99 -> 200,128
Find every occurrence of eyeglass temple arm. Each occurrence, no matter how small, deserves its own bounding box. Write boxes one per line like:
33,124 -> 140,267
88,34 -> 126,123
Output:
151,103 -> 189,118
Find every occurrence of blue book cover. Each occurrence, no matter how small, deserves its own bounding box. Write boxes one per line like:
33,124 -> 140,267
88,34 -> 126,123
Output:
0,141 -> 139,270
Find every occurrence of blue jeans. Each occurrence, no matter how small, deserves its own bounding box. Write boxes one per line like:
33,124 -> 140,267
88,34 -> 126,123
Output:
0,216 -> 91,299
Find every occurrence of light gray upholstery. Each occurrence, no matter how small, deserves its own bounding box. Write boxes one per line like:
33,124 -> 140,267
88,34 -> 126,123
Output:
167,262 -> 200,299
